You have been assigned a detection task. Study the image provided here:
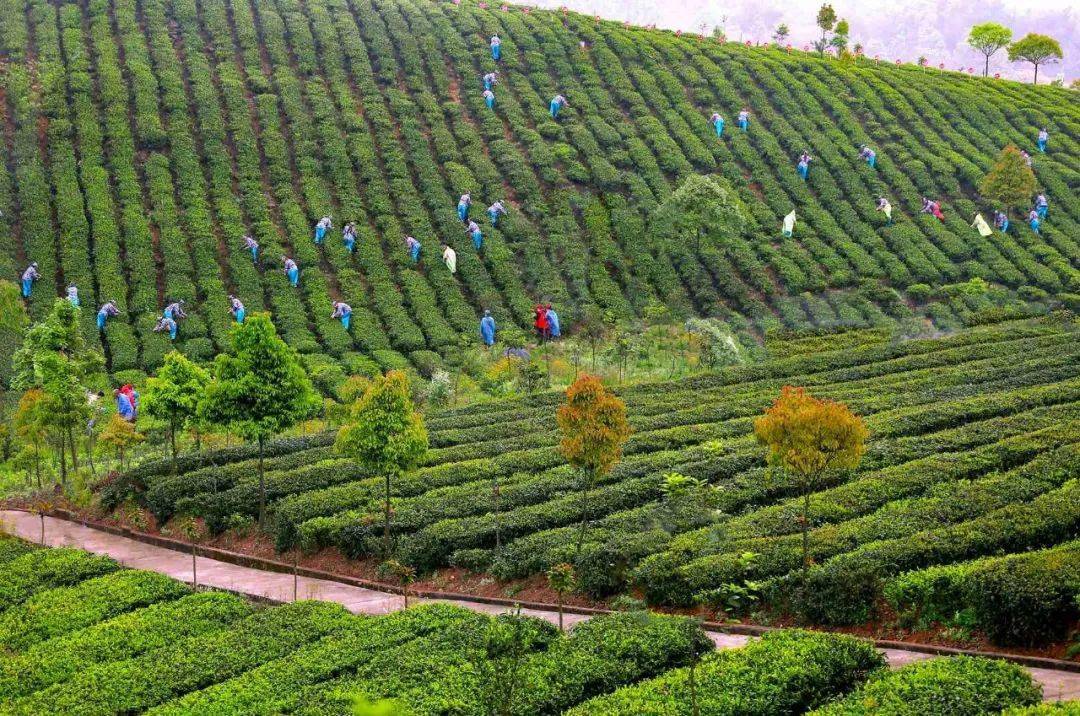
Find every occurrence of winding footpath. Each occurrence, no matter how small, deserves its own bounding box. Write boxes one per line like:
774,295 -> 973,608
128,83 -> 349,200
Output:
2,510 -> 1077,703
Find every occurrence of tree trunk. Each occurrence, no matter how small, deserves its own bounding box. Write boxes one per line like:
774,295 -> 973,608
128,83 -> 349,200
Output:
257,436 -> 266,527
383,473 -> 392,557
58,433 -> 67,485
67,426 -> 78,472
801,487 -> 812,600
984,54 -> 989,77
493,477 -> 501,549
293,550 -> 298,601
34,448 -> 42,490
690,660 -> 700,716
1033,63 -> 1039,84
191,543 -> 198,589
86,435 -> 96,478
170,421 -> 178,473
574,469 -> 593,557
39,513 -> 45,545
402,583 -> 409,608
557,594 -> 564,632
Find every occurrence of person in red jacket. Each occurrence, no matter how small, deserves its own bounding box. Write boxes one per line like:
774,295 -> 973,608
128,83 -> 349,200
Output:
534,304 -> 550,340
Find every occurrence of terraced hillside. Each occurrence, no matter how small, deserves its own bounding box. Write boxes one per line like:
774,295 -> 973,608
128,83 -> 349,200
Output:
115,318 -> 1080,638
0,0 -> 1077,381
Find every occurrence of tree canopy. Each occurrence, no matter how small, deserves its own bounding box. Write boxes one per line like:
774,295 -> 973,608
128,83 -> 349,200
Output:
979,145 -> 1037,214
199,313 -> 319,442
652,174 -> 749,255
754,386 -> 867,478
967,23 -> 1013,77
11,299 -> 103,392
143,351 -> 210,465
1008,33 -> 1063,84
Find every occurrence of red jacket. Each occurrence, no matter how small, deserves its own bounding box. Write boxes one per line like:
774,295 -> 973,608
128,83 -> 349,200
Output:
534,305 -> 549,332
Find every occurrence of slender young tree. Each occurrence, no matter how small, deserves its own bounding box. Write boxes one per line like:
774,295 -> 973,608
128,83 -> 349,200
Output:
14,389 -> 48,489
1008,33 -> 1063,84
967,22 -> 1013,76
754,387 -> 867,593
199,314 -> 319,525
335,371 -> 428,557
547,563 -> 577,632
980,145 -> 1037,216
814,4 -> 837,54
143,351 -> 209,471
99,413 -> 144,471
557,375 -> 631,556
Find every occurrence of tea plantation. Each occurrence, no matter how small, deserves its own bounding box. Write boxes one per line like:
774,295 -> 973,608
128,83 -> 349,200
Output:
0,535 -> 1064,714
111,317 -> 1080,645
0,0 -> 1077,384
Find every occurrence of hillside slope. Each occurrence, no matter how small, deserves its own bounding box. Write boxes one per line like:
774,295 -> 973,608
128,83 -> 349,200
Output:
0,0 -> 1077,381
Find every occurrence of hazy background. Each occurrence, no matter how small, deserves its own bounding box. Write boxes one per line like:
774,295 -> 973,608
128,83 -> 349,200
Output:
529,0 -> 1077,82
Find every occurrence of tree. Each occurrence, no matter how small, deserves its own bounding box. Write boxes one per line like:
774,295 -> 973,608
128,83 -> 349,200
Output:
652,174 -> 749,257
378,559 -> 417,608
772,23 -> 789,44
814,4 -> 837,54
172,515 -> 203,589
143,351 -> 209,470
830,19 -> 850,53
0,280 -> 28,387
968,23 -> 1012,77
556,375 -> 631,555
979,145 -> 1037,216
754,386 -> 866,594
546,563 -> 577,632
1008,34 -> 1063,84
11,300 -> 104,482
99,413 -> 144,471
14,389 -> 49,488
199,314 -> 319,525
335,370 -> 428,557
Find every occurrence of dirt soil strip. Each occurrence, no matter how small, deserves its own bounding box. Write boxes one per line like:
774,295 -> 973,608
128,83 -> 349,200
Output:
1,509 -> 1077,703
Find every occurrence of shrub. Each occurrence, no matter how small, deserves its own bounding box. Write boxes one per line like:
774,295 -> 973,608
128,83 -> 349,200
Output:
809,656 -> 1042,715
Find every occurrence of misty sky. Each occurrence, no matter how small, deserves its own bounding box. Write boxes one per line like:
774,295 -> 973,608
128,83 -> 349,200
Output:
529,0 -> 1077,81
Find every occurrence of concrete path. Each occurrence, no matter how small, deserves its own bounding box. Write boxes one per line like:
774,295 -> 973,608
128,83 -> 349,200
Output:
2,511 -> 1076,701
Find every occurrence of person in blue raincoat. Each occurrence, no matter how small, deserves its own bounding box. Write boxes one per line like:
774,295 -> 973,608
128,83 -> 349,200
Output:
544,304 -> 560,339
282,256 -> 300,287
858,145 -> 876,168
487,200 -> 506,226
483,71 -> 498,91
405,235 -> 421,262
550,94 -> 567,119
457,193 -> 471,221
97,300 -> 119,330
115,389 -> 135,422
154,315 -> 178,341
483,89 -> 495,110
797,153 -> 811,180
314,216 -> 332,244
1037,128 -> 1048,153
21,262 -> 39,298
710,112 -> 724,137
66,284 -> 80,307
330,301 -> 352,329
993,210 -> 1009,234
480,309 -> 496,346
1028,209 -> 1040,234
343,222 -> 357,253
490,34 -> 501,61
1035,194 -> 1048,219
229,295 -> 245,324
243,235 -> 259,263
163,300 -> 187,321
466,220 -> 483,250
737,108 -> 750,131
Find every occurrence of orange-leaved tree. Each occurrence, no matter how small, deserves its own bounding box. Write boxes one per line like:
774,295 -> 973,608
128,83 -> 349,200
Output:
556,375 -> 631,557
753,386 -> 867,590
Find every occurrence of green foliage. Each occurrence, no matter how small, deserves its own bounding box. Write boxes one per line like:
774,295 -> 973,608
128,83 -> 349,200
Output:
979,146 -> 1037,215
143,351 -> 209,463
967,23 -> 1013,76
199,314 -> 319,443
568,629 -> 884,715
809,656 -> 1041,715
1007,33 -> 1064,83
